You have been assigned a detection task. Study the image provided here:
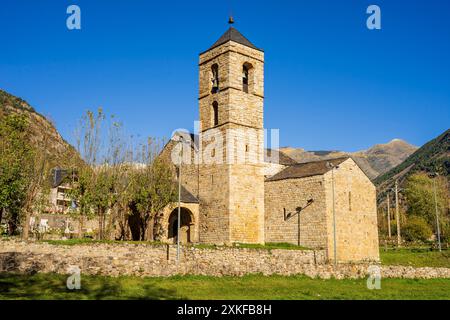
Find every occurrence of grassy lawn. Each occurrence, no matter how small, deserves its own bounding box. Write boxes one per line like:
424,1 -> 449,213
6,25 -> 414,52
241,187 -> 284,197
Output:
192,242 -> 309,251
40,239 -> 309,250
0,273 -> 449,300
380,248 -> 450,268
41,239 -> 164,246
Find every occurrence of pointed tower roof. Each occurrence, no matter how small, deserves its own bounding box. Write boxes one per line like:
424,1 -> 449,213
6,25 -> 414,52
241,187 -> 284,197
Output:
206,27 -> 262,52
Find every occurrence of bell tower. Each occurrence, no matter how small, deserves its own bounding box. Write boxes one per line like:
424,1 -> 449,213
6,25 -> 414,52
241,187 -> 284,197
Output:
198,21 -> 265,244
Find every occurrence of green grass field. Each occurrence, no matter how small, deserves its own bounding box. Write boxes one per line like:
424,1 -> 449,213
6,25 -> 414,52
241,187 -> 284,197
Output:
40,239 -> 309,251
1,244 -> 449,300
0,273 -> 449,300
380,248 -> 450,268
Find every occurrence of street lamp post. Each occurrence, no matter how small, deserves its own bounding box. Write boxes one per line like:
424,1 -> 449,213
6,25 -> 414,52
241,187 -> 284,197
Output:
395,180 -> 401,247
327,162 -> 339,267
387,191 -> 391,238
431,173 -> 442,252
283,199 -> 314,247
176,136 -> 185,264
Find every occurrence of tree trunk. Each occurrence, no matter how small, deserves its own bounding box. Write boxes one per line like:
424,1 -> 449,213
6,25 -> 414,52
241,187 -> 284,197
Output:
105,211 -> 112,240
78,215 -> 84,238
140,217 -> 146,241
8,219 -> 16,236
22,211 -> 31,240
98,208 -> 103,240
146,215 -> 155,242
0,208 -> 3,225
124,217 -> 130,240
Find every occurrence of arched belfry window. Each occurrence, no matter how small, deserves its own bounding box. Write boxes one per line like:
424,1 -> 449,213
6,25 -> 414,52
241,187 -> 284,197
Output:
242,62 -> 253,93
243,65 -> 249,93
212,101 -> 219,126
211,64 -> 219,94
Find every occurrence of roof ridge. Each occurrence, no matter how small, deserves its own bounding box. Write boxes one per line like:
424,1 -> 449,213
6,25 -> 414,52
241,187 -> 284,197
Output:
289,156 -> 351,166
204,26 -> 262,53
266,157 -> 351,182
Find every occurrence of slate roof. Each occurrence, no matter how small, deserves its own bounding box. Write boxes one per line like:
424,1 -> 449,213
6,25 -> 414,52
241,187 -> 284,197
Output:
178,184 -> 199,204
172,131 -> 199,151
266,157 -> 350,182
51,168 -> 76,188
206,27 -> 262,52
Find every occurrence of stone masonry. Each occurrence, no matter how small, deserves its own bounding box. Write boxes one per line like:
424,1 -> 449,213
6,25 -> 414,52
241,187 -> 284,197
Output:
323,158 -> 379,262
265,175 -> 328,249
1,241 -> 449,279
152,26 -> 381,263
265,158 -> 380,263
197,30 -> 266,244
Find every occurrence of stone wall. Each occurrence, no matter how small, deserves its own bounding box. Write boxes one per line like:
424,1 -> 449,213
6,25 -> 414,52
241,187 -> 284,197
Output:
264,158 -> 380,263
0,241 -> 325,277
158,140 -> 200,199
36,214 -> 99,236
1,241 -> 449,279
265,175 -> 328,249
323,159 -> 380,262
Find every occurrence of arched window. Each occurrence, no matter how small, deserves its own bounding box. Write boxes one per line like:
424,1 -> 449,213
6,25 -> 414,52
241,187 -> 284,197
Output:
242,62 -> 253,93
243,65 -> 249,93
212,101 -> 219,126
211,64 -> 219,94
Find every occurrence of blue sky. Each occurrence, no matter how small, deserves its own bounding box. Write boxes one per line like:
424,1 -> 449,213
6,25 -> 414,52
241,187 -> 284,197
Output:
0,0 -> 449,152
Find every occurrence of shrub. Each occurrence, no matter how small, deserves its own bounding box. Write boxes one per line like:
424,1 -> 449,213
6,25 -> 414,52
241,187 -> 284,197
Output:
439,222 -> 450,244
0,223 -> 7,235
403,216 -> 433,242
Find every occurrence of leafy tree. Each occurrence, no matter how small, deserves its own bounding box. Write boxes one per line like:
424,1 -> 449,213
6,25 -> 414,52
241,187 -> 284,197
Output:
89,166 -> 118,239
69,109 -> 176,241
403,216 -> 433,242
128,138 -> 176,241
21,134 -> 51,240
404,173 -> 449,238
0,114 -> 33,235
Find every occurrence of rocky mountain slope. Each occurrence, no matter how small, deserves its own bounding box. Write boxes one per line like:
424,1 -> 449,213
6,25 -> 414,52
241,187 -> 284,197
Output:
374,129 -> 449,200
280,139 -> 418,180
0,89 -> 82,169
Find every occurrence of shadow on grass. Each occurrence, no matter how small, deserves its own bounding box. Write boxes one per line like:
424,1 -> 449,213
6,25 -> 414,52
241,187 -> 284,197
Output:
0,273 -> 185,300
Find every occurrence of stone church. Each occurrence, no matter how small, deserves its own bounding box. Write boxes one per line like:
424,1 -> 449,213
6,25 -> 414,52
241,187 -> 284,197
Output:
158,24 -> 380,262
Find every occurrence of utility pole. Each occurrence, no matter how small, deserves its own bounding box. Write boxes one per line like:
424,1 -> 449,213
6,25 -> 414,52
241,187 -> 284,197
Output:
327,162 -> 339,267
387,191 -> 391,238
395,180 -> 401,247
432,174 -> 442,252
176,136 -> 185,264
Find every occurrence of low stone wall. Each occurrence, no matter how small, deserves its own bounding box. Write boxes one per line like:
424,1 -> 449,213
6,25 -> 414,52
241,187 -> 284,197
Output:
0,240 -> 449,279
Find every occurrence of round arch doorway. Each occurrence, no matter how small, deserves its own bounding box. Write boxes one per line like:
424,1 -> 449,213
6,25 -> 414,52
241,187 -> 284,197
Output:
167,207 -> 194,244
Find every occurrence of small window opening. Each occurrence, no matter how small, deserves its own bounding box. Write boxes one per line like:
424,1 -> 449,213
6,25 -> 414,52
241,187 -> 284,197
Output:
211,64 -> 219,94
243,65 -> 249,93
349,192 -> 352,211
212,101 -> 219,126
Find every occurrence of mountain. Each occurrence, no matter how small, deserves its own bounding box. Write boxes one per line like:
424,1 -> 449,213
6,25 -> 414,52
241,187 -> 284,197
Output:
374,129 -> 450,199
0,89 -> 82,169
280,139 -> 418,180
